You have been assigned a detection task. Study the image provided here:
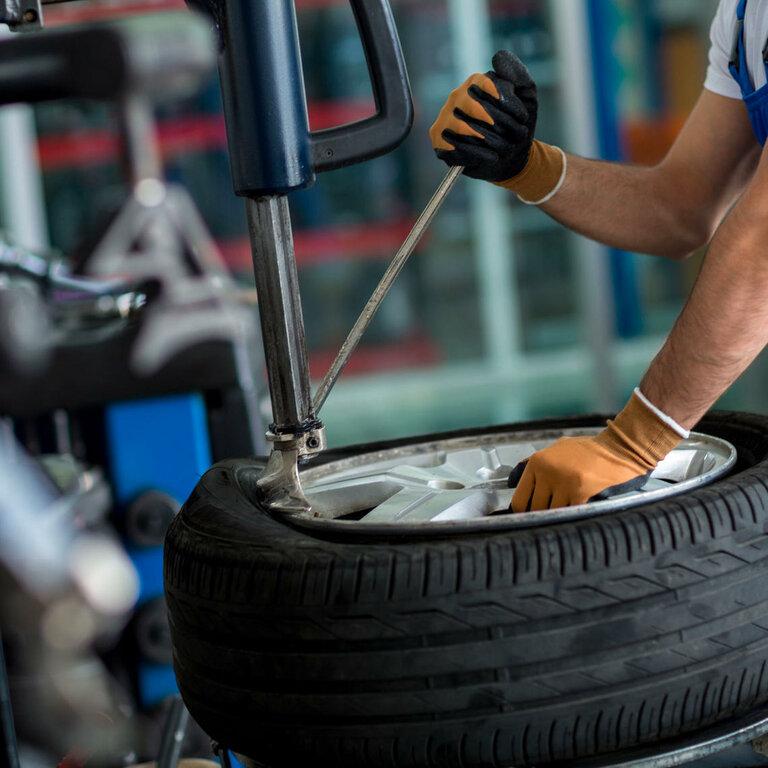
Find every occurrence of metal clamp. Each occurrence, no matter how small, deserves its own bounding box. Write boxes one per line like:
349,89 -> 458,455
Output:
257,424 -> 327,514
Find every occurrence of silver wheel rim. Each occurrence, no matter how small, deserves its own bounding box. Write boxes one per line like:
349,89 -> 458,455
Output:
290,428 -> 737,534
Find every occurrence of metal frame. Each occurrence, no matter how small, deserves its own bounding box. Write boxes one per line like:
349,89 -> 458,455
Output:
584,0 -> 644,341
446,0 -> 523,390
246,196 -> 314,433
246,195 -> 325,513
204,0 -> 414,512
0,28 -> 48,251
0,16 -> 267,756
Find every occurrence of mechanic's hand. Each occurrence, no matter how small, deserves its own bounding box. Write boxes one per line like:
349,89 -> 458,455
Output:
429,50 -> 565,203
510,392 -> 685,512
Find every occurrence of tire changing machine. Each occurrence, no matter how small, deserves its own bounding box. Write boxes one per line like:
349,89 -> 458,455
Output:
194,1 -> 768,765
167,0 -> 768,764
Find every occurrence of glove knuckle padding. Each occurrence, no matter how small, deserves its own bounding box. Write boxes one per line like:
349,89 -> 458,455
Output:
452,106 -> 491,134
468,87 -> 527,133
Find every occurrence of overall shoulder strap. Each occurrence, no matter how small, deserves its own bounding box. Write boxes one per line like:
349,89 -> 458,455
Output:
730,0 -> 754,95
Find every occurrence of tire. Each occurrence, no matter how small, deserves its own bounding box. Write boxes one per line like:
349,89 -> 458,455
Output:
164,411 -> 768,768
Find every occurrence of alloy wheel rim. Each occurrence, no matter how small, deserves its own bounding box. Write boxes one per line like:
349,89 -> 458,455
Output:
286,428 -> 737,534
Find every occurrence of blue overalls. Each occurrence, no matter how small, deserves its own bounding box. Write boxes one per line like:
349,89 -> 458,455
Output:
729,0 -> 768,144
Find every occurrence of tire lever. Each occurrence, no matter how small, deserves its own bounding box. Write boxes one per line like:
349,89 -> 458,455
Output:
312,165 -> 463,414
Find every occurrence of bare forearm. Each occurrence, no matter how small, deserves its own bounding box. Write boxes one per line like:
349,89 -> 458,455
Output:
640,173 -> 768,429
535,92 -> 758,260
538,154 -> 710,259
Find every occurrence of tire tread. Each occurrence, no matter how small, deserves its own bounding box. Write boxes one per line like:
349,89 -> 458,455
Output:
165,412 -> 768,767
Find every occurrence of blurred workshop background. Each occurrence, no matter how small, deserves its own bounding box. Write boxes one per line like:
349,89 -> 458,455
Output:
0,0 -> 735,448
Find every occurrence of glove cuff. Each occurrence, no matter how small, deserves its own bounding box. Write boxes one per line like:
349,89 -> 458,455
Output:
494,141 -> 566,203
597,391 -> 684,470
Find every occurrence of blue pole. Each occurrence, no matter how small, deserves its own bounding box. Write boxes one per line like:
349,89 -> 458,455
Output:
585,0 -> 644,339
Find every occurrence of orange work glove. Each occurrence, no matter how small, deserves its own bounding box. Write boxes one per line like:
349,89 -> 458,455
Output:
429,50 -> 566,204
510,390 -> 687,512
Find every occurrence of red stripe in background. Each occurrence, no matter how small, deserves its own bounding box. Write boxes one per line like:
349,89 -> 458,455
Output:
217,217 -> 419,269
36,102 -> 375,172
36,118 -> 223,172
309,334 -> 441,378
44,0 -> 353,23
37,129 -> 119,172
43,0 -> 524,29
45,0 -> 185,25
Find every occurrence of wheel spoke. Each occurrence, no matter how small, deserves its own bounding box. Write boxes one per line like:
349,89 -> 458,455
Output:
363,488 -> 503,523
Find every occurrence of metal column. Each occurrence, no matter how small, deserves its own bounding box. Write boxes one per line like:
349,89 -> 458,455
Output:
0,105 -> 48,251
550,0 -> 617,411
246,196 -> 314,433
446,0 -> 523,382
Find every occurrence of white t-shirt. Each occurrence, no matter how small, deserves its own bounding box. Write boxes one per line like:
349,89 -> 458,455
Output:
704,0 -> 768,99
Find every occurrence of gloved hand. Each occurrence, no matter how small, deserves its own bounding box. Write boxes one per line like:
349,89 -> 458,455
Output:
429,50 -> 566,204
510,391 -> 686,512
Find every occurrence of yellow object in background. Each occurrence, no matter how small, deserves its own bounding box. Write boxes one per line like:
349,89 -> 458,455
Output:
663,26 -> 707,116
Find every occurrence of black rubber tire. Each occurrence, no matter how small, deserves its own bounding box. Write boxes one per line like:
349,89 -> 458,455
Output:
165,411 -> 768,768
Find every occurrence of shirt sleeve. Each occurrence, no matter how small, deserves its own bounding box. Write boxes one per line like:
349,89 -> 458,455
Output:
704,0 -> 743,99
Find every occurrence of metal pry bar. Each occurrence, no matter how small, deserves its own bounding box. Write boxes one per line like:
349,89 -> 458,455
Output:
312,165 -> 463,413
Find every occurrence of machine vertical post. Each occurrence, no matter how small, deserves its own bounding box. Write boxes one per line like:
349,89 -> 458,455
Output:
245,195 -> 314,432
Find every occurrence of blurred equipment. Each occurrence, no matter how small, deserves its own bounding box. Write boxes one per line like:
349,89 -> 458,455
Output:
0,10 -> 266,766
0,430 -> 138,765
0,15 -> 261,437
0,0 -> 42,31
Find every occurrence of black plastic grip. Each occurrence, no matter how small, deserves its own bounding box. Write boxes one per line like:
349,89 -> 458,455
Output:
191,0 -> 412,195
309,0 -> 413,173
0,27 -> 130,106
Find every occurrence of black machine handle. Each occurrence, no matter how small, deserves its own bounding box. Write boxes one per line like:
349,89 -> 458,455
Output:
210,0 -> 413,196
309,0 -> 413,173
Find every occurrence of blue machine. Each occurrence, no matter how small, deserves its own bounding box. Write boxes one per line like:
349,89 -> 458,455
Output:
106,393 -> 212,708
